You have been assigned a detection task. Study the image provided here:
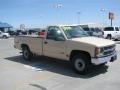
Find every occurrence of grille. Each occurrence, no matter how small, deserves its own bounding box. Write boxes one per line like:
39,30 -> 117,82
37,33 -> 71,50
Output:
103,45 -> 115,56
104,45 -> 115,50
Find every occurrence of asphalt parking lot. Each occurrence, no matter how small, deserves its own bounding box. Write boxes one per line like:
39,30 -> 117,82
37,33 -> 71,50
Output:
0,38 -> 120,90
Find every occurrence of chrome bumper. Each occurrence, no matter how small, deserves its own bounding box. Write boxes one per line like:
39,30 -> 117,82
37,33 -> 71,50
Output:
91,52 -> 117,65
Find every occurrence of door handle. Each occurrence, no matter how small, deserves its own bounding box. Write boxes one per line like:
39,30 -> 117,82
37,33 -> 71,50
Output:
44,41 -> 48,44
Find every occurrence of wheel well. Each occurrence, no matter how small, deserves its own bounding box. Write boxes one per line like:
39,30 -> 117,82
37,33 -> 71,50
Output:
70,50 -> 91,61
107,34 -> 112,37
21,44 -> 29,49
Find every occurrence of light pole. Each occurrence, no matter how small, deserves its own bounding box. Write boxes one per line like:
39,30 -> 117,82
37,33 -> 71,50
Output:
100,9 -> 106,25
100,9 -> 114,26
77,12 -> 81,24
100,9 -> 106,12
55,3 -> 63,8
54,3 -> 63,24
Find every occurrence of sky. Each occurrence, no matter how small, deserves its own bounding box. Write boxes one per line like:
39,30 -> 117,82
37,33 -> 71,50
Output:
0,0 -> 120,28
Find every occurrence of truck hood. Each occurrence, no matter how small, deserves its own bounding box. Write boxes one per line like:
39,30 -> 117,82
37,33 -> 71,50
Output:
70,37 -> 115,47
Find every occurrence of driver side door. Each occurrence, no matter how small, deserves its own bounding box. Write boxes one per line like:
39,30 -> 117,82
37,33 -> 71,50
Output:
43,26 -> 67,60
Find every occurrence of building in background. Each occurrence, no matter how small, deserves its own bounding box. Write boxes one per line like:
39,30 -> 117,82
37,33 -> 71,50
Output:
0,22 -> 13,32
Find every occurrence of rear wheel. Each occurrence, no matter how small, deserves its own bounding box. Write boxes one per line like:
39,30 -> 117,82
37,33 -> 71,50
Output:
2,35 -> 7,39
22,46 -> 33,61
114,38 -> 118,41
106,35 -> 111,40
71,54 -> 92,75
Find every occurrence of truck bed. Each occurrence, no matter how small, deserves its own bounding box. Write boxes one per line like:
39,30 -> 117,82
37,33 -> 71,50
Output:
14,35 -> 43,55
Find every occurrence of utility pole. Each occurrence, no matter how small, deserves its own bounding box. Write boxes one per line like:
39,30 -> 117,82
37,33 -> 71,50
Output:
109,12 -> 114,26
77,12 -> 81,24
111,19 -> 113,26
100,9 -> 106,24
54,3 -> 63,24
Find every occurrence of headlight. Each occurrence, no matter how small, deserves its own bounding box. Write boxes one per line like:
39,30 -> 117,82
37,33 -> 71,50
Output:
95,48 -> 100,56
95,47 -> 104,57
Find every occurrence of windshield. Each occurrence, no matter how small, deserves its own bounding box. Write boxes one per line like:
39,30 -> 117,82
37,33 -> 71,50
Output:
61,26 -> 89,39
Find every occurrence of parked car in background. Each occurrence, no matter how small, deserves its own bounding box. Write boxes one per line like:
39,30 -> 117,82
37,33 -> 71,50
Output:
103,27 -> 120,40
14,30 -> 27,36
28,29 -> 37,35
14,30 -> 22,36
28,28 -> 41,35
79,25 -> 103,38
91,28 -> 104,37
0,31 -> 10,38
7,30 -> 17,36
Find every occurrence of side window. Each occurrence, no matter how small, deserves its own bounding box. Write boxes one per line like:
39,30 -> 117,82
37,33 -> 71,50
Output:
115,27 -> 119,31
47,26 -> 64,40
47,26 -> 56,40
54,27 -> 64,38
90,28 -> 95,32
104,27 -> 114,31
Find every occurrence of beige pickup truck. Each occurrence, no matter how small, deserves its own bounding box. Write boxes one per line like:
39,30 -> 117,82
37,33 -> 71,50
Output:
14,25 -> 117,74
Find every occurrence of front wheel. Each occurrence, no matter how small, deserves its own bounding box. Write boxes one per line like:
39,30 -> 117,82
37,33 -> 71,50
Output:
22,47 -> 33,61
71,54 -> 92,75
99,62 -> 107,66
106,35 -> 111,40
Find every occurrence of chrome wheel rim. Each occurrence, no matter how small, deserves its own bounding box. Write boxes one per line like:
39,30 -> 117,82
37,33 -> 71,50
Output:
75,59 -> 85,71
23,50 -> 29,59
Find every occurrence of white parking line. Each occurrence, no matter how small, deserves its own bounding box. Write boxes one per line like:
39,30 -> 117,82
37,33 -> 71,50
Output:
24,65 -> 44,72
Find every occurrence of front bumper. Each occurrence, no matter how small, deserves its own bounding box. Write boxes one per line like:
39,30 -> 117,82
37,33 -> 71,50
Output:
91,52 -> 117,65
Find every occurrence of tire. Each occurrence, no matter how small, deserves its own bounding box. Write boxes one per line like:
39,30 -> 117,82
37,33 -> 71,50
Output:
2,35 -> 7,39
71,54 -> 92,75
22,46 -> 33,61
106,35 -> 111,40
99,62 -> 107,66
114,39 -> 117,41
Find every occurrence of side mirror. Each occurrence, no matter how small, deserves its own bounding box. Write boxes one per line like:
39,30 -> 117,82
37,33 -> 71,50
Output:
55,36 -> 65,41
